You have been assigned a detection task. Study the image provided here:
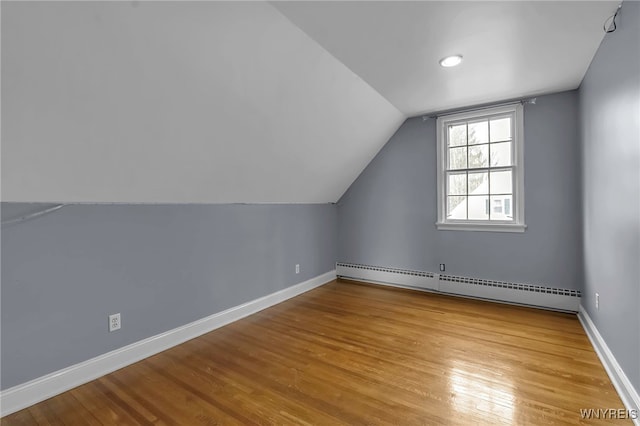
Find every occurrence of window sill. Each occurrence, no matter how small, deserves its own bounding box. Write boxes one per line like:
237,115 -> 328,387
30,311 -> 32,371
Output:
435,222 -> 527,233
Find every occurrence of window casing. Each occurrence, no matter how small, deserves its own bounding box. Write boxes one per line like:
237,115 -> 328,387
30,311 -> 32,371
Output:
436,104 -> 526,232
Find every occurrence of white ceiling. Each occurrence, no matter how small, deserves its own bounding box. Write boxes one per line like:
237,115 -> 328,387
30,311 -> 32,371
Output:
1,1 -> 403,203
1,1 -> 617,203
274,1 -> 619,116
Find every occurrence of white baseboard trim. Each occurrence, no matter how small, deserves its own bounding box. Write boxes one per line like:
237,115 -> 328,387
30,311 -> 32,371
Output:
0,270 -> 336,417
578,305 -> 640,425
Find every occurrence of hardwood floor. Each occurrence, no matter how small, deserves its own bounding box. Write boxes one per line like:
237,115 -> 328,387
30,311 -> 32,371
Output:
2,279 -> 628,425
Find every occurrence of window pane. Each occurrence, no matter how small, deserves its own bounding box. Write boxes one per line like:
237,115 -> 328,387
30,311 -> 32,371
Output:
490,195 -> 512,220
504,197 -> 512,216
448,146 -> 467,170
468,196 -> 489,220
468,171 -> 488,194
490,142 -> 512,167
448,172 -> 467,195
468,144 -> 488,168
468,120 -> 488,145
489,169 -> 512,194
449,124 -> 466,147
447,196 -> 467,219
490,117 -> 511,142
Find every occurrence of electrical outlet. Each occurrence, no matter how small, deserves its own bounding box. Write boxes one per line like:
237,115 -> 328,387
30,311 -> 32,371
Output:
109,313 -> 121,332
439,263 -> 446,272
595,293 -> 599,310
295,264 -> 300,274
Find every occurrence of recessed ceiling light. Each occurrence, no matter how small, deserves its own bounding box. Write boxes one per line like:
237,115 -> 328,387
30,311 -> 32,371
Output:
439,55 -> 463,68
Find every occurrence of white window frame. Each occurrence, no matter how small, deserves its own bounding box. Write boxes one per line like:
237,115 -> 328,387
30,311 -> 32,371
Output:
435,103 -> 526,232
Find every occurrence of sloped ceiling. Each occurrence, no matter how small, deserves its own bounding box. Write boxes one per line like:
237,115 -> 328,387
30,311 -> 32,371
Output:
1,1 -> 404,203
1,1 -> 617,203
274,1 -> 619,116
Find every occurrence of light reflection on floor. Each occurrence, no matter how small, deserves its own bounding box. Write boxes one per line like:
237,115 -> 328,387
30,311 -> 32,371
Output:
448,361 -> 516,422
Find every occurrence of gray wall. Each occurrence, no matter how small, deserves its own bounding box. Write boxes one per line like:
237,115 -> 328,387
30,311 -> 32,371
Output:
579,1 -> 640,392
338,90 -> 583,290
1,203 -> 337,389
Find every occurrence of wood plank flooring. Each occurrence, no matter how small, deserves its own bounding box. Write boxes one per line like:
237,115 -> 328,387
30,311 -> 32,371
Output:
2,279 -> 628,425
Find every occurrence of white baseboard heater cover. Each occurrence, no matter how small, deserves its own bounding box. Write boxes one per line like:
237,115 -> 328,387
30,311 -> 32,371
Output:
438,274 -> 580,312
337,262 -> 580,312
336,262 -> 438,291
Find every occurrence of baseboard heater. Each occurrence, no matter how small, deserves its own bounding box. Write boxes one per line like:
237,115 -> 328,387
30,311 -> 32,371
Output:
336,262 -> 580,312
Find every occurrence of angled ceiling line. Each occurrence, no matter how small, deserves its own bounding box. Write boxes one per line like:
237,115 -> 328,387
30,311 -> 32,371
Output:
267,1 -> 406,119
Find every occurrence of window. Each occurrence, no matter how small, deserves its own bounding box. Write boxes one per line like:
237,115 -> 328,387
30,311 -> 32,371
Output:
436,104 -> 526,232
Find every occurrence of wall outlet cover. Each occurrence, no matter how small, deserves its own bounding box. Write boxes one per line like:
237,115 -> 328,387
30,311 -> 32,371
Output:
109,313 -> 121,332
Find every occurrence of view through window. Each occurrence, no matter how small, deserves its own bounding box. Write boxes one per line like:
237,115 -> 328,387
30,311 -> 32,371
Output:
436,104 -> 525,232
